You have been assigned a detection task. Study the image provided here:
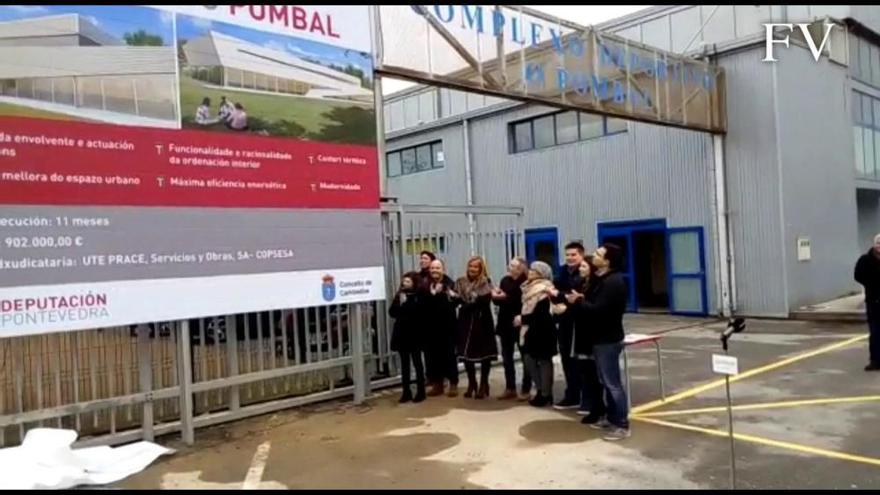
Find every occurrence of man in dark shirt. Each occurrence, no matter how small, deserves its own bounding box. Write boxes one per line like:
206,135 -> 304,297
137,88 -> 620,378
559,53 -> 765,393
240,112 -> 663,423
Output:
854,234 -> 880,371
550,241 -> 586,410
569,243 -> 630,441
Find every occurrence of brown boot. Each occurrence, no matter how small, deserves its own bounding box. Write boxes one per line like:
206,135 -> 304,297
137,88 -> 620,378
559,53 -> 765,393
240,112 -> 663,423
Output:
476,382 -> 489,400
446,383 -> 459,397
427,382 -> 444,397
464,381 -> 477,399
497,389 -> 518,400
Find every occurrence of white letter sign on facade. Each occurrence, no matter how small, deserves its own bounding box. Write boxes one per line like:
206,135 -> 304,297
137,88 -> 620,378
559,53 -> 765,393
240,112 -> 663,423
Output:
375,4 -> 727,134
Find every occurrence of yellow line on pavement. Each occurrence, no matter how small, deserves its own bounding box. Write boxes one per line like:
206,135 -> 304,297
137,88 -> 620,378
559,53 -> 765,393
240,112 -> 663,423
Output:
636,395 -> 880,418
633,416 -> 880,468
631,334 -> 868,415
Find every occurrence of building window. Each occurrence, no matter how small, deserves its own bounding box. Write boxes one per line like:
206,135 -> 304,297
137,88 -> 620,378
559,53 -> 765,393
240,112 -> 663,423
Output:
513,121 -> 533,152
508,110 -> 628,154
533,115 -> 556,149
555,111 -> 579,144
387,140 -> 444,177
850,34 -> 880,88
853,90 -> 880,179
0,74 -> 177,121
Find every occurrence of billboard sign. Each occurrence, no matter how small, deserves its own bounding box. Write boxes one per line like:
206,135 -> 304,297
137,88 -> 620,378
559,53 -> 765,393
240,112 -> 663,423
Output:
0,5 -> 384,337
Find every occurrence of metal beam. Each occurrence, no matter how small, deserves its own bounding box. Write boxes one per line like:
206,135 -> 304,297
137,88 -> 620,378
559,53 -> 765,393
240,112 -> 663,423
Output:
379,203 -> 523,216
0,387 -> 179,427
411,6 -> 503,90
375,60 -> 724,134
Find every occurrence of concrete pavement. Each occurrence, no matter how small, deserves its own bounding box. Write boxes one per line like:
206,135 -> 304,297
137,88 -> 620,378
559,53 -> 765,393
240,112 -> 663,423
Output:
117,317 -> 879,490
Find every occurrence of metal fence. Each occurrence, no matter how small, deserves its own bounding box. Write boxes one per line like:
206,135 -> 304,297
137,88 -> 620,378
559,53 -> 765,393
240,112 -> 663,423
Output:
0,204 -> 523,448
375,202 -> 525,380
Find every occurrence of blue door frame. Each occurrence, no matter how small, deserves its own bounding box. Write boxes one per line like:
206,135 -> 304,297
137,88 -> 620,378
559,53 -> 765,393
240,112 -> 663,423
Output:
597,219 -> 666,313
596,219 -> 708,316
525,227 -> 560,275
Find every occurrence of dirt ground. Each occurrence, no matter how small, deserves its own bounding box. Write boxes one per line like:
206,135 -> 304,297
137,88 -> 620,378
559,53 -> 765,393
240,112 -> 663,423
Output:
117,316 -> 880,489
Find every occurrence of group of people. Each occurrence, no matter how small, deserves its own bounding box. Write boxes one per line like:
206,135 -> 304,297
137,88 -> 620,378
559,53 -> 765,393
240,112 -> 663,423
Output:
388,242 -> 632,441
195,96 -> 249,131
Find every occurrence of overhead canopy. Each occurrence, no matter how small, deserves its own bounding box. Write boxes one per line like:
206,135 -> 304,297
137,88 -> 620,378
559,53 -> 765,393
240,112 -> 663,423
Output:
375,5 -> 726,134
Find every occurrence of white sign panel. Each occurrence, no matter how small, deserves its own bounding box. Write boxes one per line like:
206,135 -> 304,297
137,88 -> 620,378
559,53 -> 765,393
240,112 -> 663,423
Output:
797,237 -> 811,262
712,354 -> 739,376
0,267 -> 384,338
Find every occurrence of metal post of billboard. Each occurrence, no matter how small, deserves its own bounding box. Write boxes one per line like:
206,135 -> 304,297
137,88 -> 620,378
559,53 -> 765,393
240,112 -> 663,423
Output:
352,304 -> 366,404
177,319 -> 194,445
136,324 -> 155,442
370,5 -> 388,199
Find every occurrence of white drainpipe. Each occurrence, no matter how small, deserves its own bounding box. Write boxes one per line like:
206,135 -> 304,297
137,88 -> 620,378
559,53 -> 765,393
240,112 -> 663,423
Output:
463,117 -> 476,254
713,133 -> 735,317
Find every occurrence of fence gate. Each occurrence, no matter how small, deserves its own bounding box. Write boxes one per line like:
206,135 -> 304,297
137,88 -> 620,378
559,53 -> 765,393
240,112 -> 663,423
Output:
373,203 -> 525,379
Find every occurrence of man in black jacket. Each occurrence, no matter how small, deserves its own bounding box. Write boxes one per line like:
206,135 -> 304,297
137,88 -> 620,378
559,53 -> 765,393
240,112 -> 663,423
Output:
550,241 -> 586,410
854,234 -> 880,371
570,243 -> 630,441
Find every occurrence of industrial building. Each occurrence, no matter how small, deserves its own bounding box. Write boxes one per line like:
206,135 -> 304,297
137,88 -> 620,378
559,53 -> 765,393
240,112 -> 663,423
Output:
0,14 -> 179,126
181,30 -> 373,103
382,5 -> 880,318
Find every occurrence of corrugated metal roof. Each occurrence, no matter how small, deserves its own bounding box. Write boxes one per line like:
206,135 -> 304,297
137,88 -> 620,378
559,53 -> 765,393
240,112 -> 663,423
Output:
0,46 -> 175,77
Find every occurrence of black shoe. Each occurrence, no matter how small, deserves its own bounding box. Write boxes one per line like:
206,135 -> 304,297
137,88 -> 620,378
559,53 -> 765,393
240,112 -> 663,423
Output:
399,392 -> 413,403
553,397 -> 580,410
413,391 -> 426,403
581,414 -> 605,425
865,362 -> 880,371
529,395 -> 551,408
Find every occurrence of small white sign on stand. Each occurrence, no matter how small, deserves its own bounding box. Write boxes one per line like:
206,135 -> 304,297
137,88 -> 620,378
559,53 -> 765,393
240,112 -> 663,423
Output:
712,354 -> 739,375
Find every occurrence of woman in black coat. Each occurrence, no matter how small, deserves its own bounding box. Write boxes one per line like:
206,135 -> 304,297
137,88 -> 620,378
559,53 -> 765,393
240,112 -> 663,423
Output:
567,259 -> 606,422
492,257 -> 530,400
389,271 -> 425,403
515,261 -> 559,407
418,259 -> 461,398
453,256 -> 498,399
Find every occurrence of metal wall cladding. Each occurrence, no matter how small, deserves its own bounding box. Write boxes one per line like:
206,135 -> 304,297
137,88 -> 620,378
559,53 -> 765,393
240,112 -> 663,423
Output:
466,105 -> 718,313
387,101 -> 721,313
773,44 -> 861,310
719,47 -> 788,316
385,123 -> 469,207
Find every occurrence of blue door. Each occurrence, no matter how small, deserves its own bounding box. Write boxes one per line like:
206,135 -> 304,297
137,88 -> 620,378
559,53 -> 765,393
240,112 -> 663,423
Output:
525,227 -> 559,275
597,219 -> 667,313
666,227 -> 708,316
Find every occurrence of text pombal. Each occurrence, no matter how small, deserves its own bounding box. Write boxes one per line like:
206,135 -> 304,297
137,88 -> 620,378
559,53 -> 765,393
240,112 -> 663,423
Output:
228,5 -> 340,39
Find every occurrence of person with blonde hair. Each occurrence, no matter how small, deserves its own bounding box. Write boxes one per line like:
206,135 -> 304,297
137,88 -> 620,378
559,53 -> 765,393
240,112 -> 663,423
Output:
452,256 -> 499,399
